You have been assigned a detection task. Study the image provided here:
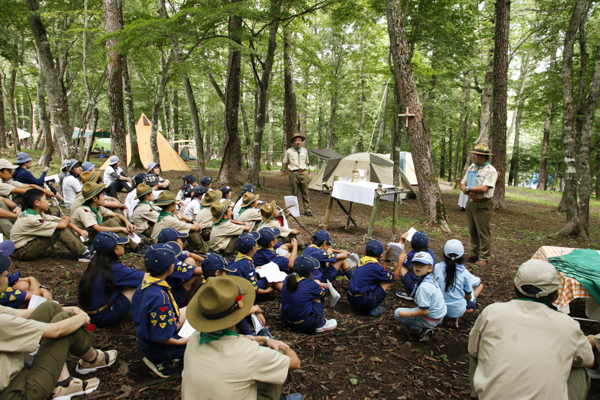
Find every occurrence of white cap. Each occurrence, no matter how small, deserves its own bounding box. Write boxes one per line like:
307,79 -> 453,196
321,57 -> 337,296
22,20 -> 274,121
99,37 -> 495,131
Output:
514,259 -> 559,298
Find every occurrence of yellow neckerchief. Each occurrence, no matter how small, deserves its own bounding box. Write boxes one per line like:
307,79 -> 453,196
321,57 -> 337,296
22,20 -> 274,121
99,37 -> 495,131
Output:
235,252 -> 254,263
359,256 -> 379,267
141,275 -> 180,318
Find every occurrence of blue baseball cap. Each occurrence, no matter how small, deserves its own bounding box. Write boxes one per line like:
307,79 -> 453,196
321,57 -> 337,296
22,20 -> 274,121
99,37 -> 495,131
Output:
200,176 -> 212,186
257,227 -> 280,247
411,251 -> 434,266
365,239 -> 384,257
220,186 -> 232,195
144,242 -> 182,273
183,174 -> 197,184
294,255 -> 320,277
444,239 -> 464,258
194,186 -> 208,198
181,184 -> 193,198
145,173 -> 159,187
0,240 -> 15,274
133,173 -> 146,186
236,232 -> 260,254
314,230 -> 335,245
157,227 -> 188,244
82,162 -> 95,172
202,252 -> 235,272
411,231 -> 429,247
242,183 -> 256,194
94,232 -> 129,253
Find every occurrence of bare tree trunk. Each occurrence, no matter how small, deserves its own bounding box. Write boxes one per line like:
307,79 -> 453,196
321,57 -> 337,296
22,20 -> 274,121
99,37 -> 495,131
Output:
440,134 -> 446,180
267,98 -> 274,170
461,73 -> 471,169
122,54 -> 143,168
84,108 -> 99,161
172,89 -> 179,138
374,82 -> 390,153
508,108 -> 522,186
317,87 -> 325,150
37,74 -> 53,166
390,79 -> 402,186
538,44 -> 558,191
386,0 -> 449,230
0,76 -> 6,149
453,113 -> 462,185
150,49 -> 175,163
182,74 -> 205,176
326,86 -> 338,149
478,49 -> 493,145
283,26 -> 298,146
490,0 -> 510,210
300,65 -> 308,138
507,48 -> 534,144
240,90 -> 253,168
8,59 -> 20,154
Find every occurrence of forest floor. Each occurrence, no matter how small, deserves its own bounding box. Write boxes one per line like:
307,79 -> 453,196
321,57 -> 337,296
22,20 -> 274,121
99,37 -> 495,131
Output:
10,162 -> 600,400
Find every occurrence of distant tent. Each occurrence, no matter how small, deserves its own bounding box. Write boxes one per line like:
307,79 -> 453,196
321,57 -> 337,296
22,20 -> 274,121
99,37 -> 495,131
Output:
8,128 -> 31,140
93,138 -> 112,152
73,128 -> 110,140
307,148 -> 343,161
180,145 -> 197,161
100,113 -> 191,171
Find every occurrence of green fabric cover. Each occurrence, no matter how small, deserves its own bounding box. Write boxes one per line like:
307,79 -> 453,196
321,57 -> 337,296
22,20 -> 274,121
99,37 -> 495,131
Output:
549,249 -> 600,305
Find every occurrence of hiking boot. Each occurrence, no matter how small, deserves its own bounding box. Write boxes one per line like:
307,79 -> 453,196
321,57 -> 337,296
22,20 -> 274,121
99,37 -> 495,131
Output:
76,349 -> 118,375
281,394 -> 304,400
475,259 -> 488,267
315,319 -> 337,333
52,377 -> 100,400
419,328 -> 434,342
395,291 -> 414,301
369,306 -> 385,316
305,211 -> 313,217
143,357 -> 173,378
78,247 -> 96,263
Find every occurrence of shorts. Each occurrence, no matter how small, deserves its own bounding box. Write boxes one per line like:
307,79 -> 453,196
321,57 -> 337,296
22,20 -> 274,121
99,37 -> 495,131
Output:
394,307 -> 442,331
401,270 -> 420,294
321,265 -> 341,283
89,293 -> 132,328
347,285 -> 388,314
282,302 -> 325,334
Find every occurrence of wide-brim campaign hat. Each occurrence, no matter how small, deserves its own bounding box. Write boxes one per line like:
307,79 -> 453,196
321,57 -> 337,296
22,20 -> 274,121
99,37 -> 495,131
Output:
15,152 -> 32,164
241,192 -> 260,208
80,171 -> 100,184
135,183 -> 154,200
211,200 -> 230,223
82,182 -> 107,201
155,190 -> 176,206
201,189 -> 222,207
290,133 -> 305,143
471,142 -> 493,156
187,275 -> 255,333
260,200 -> 277,222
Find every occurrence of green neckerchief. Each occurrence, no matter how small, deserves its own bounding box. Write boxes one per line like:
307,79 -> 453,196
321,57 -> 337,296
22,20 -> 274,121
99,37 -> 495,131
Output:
294,146 -> 302,164
83,204 -> 102,225
157,210 -> 172,223
477,161 -> 490,169
20,208 -> 40,217
239,206 -> 251,217
199,329 -> 239,345
214,218 -> 227,226
140,201 -> 158,212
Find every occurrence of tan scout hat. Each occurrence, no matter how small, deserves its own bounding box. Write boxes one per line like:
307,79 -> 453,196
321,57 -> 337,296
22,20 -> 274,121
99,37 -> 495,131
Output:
82,182 -> 106,201
135,183 -> 153,200
259,201 -> 277,222
211,200 -> 230,223
514,259 -> 559,298
155,190 -> 176,206
241,192 -> 260,208
471,143 -> 493,156
201,189 -> 222,207
290,133 -> 305,143
80,171 -> 100,184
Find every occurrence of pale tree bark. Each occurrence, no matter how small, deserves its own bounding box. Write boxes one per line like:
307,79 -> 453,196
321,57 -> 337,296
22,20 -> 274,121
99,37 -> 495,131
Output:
122,54 -> 144,168
150,49 -> 175,164
267,98 -> 274,170
37,74 -> 53,166
506,47 -> 534,145
182,74 -> 206,176
447,127 -> 453,181
0,76 -> 6,149
8,59 -> 20,154
326,85 -> 338,149
172,90 -> 179,138
440,134 -> 446,180
240,88 -> 253,168
79,0 -> 92,161
538,43 -> 558,191
490,0 -> 510,210
461,72 -> 471,169
84,108 -> 99,161
374,81 -> 390,153
508,107 -> 522,186
453,112 -> 462,185
390,80 -> 402,186
300,65 -> 308,138
386,0 -> 449,230
355,35 -> 366,152
478,48 -> 493,147
283,26 -> 298,146
24,0 -> 75,159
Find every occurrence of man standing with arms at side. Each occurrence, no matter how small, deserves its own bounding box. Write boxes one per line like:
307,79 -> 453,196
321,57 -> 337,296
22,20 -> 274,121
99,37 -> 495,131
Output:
283,133 -> 312,217
459,143 -> 497,267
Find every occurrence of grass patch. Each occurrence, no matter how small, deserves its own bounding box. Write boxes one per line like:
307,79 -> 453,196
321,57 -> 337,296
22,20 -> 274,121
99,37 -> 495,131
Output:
375,215 -> 422,230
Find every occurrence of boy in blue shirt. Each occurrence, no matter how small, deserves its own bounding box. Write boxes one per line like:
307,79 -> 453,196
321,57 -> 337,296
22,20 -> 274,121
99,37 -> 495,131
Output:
303,230 -> 353,283
394,251 -> 447,341
131,242 -> 189,378
396,231 -> 436,301
347,240 -> 405,316
253,227 -> 298,272
228,232 -> 278,298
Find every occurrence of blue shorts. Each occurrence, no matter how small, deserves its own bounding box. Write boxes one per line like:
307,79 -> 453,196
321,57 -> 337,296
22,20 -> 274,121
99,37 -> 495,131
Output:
255,277 -> 271,302
321,265 -> 341,283
90,293 -> 132,328
170,285 -> 189,308
282,302 -> 325,334
401,270 -> 420,294
347,285 -> 388,314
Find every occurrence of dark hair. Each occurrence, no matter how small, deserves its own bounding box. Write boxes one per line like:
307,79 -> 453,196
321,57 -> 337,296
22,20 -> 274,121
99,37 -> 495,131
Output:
184,278 -> 204,304
78,250 -> 120,309
411,243 -> 428,252
286,274 -> 301,293
23,188 -> 45,209
443,254 -> 464,292
514,286 -> 557,306
366,250 -> 379,258
312,238 -> 326,247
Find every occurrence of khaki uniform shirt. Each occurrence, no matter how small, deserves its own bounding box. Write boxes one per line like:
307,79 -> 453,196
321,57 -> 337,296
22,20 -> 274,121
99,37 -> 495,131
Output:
282,147 -> 308,171
0,181 -> 23,198
152,213 -> 192,243
71,205 -> 115,231
461,163 -> 498,200
71,194 -> 118,214
132,202 -> 160,234
10,212 -> 61,248
0,305 -> 46,391
181,332 -> 290,400
210,220 -> 245,251
468,299 -> 593,400
237,208 -> 262,231
258,218 -> 292,238
195,207 -> 213,230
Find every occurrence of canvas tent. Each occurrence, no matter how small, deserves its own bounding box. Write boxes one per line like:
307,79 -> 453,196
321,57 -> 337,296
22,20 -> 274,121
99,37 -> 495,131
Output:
8,128 -> 31,140
180,145 -> 197,161
100,113 -> 191,171
308,151 -> 417,198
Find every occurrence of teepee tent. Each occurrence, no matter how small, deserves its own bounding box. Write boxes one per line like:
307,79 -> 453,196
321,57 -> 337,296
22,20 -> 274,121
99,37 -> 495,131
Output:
100,113 -> 191,171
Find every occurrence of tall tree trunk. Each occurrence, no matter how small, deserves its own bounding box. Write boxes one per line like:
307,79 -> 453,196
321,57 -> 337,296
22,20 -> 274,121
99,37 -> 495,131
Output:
182,74 -> 206,176
453,113 -> 462,185
317,86 -> 325,150
240,90 -> 253,168
84,108 -> 99,161
447,127 -> 453,181
122,54 -> 144,168
478,49 -> 494,145
390,79 -> 402,186
386,0 -> 449,230
326,86 -> 338,149
538,44 -> 558,191
8,59 -> 20,154
172,89 -> 179,138
461,73 -> 471,169
374,82 -> 390,153
150,49 -> 175,163
490,0 -> 510,210
37,74 -> 53,166
283,26 -> 298,146
0,76 -> 6,149
508,108 -> 522,186
24,0 -> 75,158
507,48 -> 534,144
300,65 -> 309,138
440,134 -> 446,180
267,98 -> 274,170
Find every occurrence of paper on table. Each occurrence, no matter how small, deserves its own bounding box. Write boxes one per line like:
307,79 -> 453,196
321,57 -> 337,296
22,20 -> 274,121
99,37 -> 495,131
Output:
405,227 -> 417,243
256,262 -> 288,283
178,320 -> 197,338
347,253 -> 360,268
45,174 -> 60,184
387,242 -> 405,263
276,247 -> 289,257
27,294 -> 47,309
284,196 -> 300,218
251,314 -> 264,334
326,280 -> 341,308
129,233 -> 142,244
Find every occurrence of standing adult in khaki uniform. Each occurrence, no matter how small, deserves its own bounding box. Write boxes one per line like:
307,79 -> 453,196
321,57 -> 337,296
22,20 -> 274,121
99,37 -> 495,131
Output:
209,200 -> 250,257
459,143 -> 498,267
283,133 -> 311,217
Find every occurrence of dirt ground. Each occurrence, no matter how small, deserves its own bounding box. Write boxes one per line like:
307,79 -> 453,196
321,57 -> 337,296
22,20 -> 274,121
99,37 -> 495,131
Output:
10,167 -> 600,400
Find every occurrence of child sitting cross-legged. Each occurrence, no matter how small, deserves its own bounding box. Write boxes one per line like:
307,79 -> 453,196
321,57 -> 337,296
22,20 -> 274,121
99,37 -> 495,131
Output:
280,255 -> 337,334
78,232 -> 146,328
347,239 -> 405,316
303,230 -> 353,283
253,227 -> 298,272
394,252 -> 447,341
132,242 -> 189,379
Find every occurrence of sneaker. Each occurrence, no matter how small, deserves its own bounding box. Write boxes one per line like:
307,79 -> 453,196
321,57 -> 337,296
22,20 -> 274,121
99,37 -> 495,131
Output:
305,211 -> 313,217
281,394 -> 304,400
143,357 -> 173,378
76,349 -> 118,375
395,291 -> 414,301
419,328 -> 434,342
52,377 -> 100,400
446,318 -> 459,329
369,306 -> 385,316
78,248 -> 96,263
315,319 -> 337,333
586,367 -> 600,379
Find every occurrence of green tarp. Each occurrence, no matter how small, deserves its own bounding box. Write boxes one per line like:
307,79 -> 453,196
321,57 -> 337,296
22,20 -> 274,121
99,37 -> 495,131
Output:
549,249 -> 600,306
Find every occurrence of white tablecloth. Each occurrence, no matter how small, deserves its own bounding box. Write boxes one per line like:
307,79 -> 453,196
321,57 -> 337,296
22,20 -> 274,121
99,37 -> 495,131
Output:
331,181 -> 395,207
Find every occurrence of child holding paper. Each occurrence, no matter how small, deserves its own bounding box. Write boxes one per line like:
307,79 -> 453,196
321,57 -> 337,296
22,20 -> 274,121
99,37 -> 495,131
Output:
253,227 -> 298,271
281,255 -> 337,334
396,230 -> 436,301
303,230 -> 353,283
257,201 -> 305,248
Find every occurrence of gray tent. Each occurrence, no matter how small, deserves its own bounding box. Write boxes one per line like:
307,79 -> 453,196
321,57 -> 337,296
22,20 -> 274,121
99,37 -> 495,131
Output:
307,148 -> 343,160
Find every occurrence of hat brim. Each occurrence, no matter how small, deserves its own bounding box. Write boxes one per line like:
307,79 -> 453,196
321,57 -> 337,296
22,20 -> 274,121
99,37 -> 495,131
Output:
116,236 -> 130,246
0,255 -> 12,274
135,187 -> 154,200
242,193 -> 260,208
201,190 -> 223,207
290,134 -> 305,143
83,184 -> 107,201
0,240 -> 16,257
261,200 -> 277,222
411,260 -> 432,266
211,201 -> 230,223
187,276 -> 256,333
471,150 -> 493,156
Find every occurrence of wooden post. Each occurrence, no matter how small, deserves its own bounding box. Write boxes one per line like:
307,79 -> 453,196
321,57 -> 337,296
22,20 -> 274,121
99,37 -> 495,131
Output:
322,193 -> 334,229
367,184 -> 382,239
345,202 -> 354,230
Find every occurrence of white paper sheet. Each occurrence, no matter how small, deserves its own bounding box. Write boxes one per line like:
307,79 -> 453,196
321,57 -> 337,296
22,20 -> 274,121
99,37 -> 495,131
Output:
405,227 -> 417,243
387,242 -> 405,263
276,247 -> 289,257
178,320 -> 197,338
326,280 -> 341,308
284,196 -> 300,218
251,314 -> 264,334
347,253 -> 360,268
458,191 -> 469,208
27,294 -> 47,309
45,174 -> 60,184
256,262 -> 288,283
129,233 -> 142,244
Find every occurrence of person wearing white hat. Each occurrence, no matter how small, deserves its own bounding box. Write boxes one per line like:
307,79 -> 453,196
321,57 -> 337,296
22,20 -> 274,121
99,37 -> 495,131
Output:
147,161 -> 170,190
103,156 -> 133,198
468,259 -> 594,400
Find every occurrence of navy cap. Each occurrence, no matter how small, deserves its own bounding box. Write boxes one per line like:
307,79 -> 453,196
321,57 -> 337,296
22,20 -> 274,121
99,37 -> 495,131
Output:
0,255 -> 11,275
236,232 -> 260,254
411,251 -> 434,266
365,239 -> 384,257
220,186 -> 232,195
411,231 -> 429,247
0,240 -> 16,257
133,173 -> 146,186
82,162 -> 95,172
314,230 -> 335,246
200,176 -> 212,186
294,255 -> 320,277
183,174 -> 197,184
201,252 -> 231,272
145,173 -> 159,187
94,231 -> 129,253
242,183 -> 256,194
144,242 -> 182,273
194,186 -> 208,198
257,227 -> 280,247
157,227 -> 188,244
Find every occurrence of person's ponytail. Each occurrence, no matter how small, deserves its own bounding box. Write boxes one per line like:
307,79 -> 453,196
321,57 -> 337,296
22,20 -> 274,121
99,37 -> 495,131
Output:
444,254 -> 458,292
286,273 -> 301,293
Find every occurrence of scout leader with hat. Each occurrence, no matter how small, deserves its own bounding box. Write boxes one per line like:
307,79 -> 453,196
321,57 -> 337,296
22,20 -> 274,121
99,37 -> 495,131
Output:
71,182 -> 138,251
257,200 -> 305,248
132,183 -> 161,240
151,190 -> 207,253
103,155 -> 133,198
209,199 -> 251,258
237,191 -> 263,231
282,132 -> 312,217
468,259 -> 595,400
182,275 -> 303,400
459,143 -> 498,267
195,189 -> 222,241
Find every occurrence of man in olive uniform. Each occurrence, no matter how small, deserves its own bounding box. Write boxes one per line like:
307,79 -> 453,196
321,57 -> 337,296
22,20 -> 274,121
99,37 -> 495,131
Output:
459,143 -> 498,267
283,134 -> 311,217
